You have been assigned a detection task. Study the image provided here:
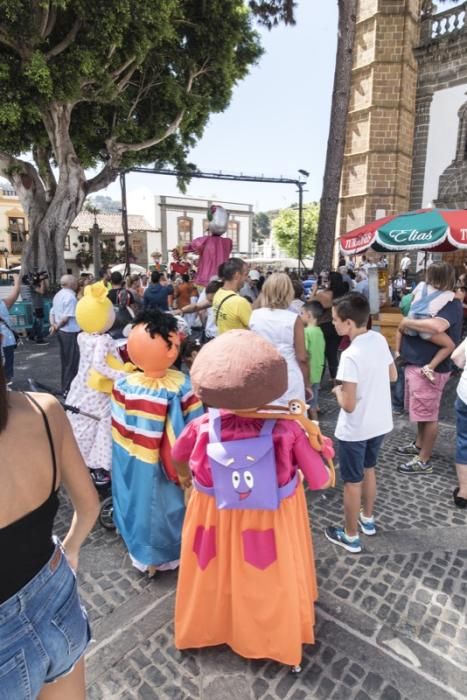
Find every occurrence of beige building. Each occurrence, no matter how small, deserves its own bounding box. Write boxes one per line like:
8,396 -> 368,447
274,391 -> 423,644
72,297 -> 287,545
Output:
154,194 -> 254,263
68,211 -> 155,276
0,182 -> 28,268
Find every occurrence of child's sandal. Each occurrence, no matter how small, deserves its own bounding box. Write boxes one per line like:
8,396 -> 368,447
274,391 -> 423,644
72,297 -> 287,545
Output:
421,365 -> 435,384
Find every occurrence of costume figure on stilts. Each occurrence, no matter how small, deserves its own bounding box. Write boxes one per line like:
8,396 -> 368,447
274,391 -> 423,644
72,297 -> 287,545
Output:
111,309 -> 204,574
172,330 -> 335,668
183,205 -> 232,287
67,282 -> 135,480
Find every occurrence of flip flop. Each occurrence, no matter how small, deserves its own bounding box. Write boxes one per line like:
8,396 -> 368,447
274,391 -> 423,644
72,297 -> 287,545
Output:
421,365 -> 436,384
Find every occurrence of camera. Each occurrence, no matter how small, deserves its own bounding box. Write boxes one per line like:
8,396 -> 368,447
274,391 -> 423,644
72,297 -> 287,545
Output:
22,270 -> 49,286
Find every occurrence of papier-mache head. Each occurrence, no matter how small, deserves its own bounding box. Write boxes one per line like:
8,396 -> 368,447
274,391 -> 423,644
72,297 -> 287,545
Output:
76,281 -> 115,334
190,330 -> 287,409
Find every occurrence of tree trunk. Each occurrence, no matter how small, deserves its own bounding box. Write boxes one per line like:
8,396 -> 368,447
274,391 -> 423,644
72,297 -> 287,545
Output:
313,0 -> 357,274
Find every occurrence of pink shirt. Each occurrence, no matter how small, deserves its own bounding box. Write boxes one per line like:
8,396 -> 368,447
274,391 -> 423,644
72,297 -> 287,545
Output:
172,411 -> 329,490
185,235 -> 233,287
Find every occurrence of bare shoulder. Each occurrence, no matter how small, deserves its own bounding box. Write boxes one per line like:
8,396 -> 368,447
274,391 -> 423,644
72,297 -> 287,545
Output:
20,391 -> 66,422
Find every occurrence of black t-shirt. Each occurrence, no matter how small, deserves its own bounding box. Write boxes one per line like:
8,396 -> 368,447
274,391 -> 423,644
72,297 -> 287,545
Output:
107,288 -> 122,305
400,299 -> 463,373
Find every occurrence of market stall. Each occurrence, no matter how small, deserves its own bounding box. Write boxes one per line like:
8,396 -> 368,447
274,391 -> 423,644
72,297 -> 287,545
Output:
340,208 -> 467,349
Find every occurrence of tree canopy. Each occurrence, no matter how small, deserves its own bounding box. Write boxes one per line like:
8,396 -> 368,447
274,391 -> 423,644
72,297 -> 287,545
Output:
0,0 -> 295,277
273,203 -> 319,258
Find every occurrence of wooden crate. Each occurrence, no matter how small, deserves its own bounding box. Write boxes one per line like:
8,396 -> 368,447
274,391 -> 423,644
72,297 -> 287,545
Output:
375,308 -> 402,352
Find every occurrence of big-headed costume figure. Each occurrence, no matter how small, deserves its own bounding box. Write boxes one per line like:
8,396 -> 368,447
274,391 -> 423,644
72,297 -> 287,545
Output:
183,204 -> 232,287
67,281 -> 135,476
172,330 -> 335,668
111,310 -> 204,573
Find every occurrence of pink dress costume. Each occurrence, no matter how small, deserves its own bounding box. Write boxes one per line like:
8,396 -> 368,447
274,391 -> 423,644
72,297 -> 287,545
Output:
184,236 -> 232,287
173,411 -> 329,665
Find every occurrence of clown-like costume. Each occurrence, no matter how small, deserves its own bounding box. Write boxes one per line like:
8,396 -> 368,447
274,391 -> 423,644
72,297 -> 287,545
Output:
111,312 -> 203,571
67,282 -> 133,474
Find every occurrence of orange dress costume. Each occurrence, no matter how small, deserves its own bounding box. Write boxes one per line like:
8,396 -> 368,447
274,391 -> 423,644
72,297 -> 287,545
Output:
173,330 -> 332,667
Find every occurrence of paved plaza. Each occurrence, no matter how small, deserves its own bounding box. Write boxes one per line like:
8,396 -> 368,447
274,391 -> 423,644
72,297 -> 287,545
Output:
12,338 -> 467,700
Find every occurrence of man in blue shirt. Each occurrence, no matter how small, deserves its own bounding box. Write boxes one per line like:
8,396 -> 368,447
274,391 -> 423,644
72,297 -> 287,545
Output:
143,271 -> 174,312
50,275 -> 80,396
396,263 -> 462,475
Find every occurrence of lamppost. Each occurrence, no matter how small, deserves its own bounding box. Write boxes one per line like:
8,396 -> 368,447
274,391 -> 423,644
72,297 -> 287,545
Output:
297,169 -> 309,274
90,214 -> 102,276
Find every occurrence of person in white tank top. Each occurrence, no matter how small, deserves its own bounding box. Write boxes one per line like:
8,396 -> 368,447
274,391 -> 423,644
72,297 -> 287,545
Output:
249,273 -> 310,406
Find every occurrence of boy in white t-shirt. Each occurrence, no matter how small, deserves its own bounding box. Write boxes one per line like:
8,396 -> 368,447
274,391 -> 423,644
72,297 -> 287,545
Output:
325,293 -> 397,553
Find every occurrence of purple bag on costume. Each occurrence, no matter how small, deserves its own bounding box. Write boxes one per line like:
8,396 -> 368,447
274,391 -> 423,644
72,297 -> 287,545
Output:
206,408 -> 279,511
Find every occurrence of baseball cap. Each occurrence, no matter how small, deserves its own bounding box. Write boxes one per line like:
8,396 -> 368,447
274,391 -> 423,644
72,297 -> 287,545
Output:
248,269 -> 261,281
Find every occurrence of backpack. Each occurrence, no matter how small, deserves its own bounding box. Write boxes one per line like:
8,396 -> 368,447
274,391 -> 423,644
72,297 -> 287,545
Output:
205,408 -> 293,511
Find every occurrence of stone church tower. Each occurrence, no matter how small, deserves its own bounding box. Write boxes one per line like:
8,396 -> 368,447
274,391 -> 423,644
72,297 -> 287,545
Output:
338,0 -> 422,242
338,0 -> 467,256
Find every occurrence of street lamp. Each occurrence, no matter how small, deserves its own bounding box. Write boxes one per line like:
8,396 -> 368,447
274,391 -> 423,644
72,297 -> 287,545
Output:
0,246 -> 9,269
297,170 -> 309,274
89,215 -> 102,275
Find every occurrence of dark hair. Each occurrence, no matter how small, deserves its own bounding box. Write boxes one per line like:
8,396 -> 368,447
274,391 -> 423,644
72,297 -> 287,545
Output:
110,271 -> 123,285
180,336 -> 201,361
426,262 -> 456,292
151,270 -> 161,284
219,258 -> 246,282
182,273 -> 190,283
329,271 -> 349,298
292,280 -> 304,300
303,300 -> 324,321
206,280 -> 222,296
132,309 -> 178,348
0,359 -> 7,432
333,293 -> 370,328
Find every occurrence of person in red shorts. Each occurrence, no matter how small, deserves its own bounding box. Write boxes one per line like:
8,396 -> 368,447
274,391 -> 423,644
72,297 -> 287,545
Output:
397,262 -> 462,474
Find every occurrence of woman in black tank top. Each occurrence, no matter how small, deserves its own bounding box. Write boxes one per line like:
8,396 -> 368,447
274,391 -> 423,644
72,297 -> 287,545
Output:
0,361 -> 99,699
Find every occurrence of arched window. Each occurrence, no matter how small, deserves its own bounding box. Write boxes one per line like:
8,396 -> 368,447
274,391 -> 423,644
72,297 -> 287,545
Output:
178,216 -> 193,243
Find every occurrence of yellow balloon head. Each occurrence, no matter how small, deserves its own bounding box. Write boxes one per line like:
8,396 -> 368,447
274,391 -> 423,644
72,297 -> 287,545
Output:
76,281 -> 115,333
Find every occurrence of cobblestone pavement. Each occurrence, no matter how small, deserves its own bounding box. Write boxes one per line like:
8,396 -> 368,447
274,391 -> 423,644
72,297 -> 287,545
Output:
12,338 -> 467,700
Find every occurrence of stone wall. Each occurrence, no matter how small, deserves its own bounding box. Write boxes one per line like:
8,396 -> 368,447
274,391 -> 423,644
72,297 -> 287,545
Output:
410,3 -> 467,210
338,0 -> 422,248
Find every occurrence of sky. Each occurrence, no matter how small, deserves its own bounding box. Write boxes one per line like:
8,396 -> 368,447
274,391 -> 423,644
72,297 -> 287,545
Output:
102,1 -> 339,227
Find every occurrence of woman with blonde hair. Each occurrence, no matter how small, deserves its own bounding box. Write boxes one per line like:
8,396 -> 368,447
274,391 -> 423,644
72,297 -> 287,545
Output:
250,272 -> 310,405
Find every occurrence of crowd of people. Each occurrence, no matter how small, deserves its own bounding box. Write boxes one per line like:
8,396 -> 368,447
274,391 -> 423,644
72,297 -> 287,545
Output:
1,250 -> 467,697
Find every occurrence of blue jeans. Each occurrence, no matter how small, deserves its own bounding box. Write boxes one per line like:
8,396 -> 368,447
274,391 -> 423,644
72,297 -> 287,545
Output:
2,344 -> 15,382
392,363 -> 405,411
0,545 -> 91,698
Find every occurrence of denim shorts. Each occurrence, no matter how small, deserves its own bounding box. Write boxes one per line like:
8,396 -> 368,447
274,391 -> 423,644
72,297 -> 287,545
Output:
338,435 -> 385,483
455,397 -> 467,464
0,543 -> 91,699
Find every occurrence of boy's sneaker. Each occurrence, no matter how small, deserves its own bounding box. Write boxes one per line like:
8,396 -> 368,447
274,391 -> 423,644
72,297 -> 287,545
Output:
325,526 -> 362,553
397,455 -> 432,475
358,511 -> 376,536
396,440 -> 420,456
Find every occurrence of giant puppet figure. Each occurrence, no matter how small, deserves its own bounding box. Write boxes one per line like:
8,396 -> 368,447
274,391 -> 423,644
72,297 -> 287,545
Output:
172,330 -> 335,670
111,309 -> 204,574
183,204 -> 232,287
67,281 -> 135,483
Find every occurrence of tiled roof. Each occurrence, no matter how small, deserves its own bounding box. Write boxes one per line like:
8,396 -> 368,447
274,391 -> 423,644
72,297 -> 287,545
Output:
71,211 -> 154,234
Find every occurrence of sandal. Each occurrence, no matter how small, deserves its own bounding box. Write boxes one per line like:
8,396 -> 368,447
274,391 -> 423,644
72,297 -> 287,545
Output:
421,365 -> 436,384
453,487 -> 467,509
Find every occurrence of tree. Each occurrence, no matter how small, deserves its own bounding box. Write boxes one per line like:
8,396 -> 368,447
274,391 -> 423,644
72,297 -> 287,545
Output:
252,211 -> 271,243
313,0 -> 357,274
272,203 -> 319,258
0,0 -> 295,282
